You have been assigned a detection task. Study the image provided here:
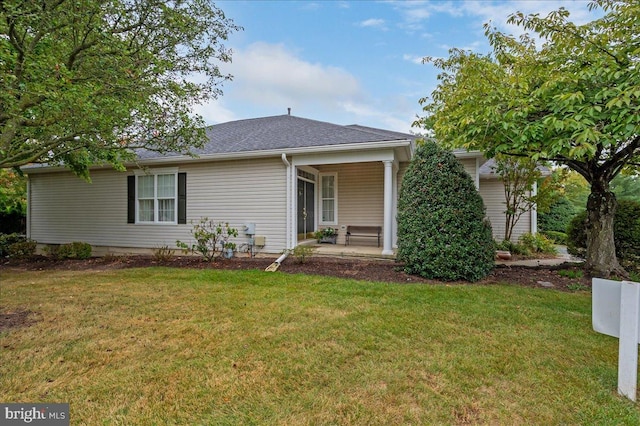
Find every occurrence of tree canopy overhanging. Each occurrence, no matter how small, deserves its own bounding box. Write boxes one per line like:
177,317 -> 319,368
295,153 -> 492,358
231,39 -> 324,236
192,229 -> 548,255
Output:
0,0 -> 240,176
415,0 -> 639,277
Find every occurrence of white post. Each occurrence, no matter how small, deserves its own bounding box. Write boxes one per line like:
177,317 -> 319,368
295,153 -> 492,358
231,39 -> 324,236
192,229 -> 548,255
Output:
531,181 -> 538,235
618,281 -> 640,401
282,154 -> 291,249
382,160 -> 393,255
392,161 -> 399,248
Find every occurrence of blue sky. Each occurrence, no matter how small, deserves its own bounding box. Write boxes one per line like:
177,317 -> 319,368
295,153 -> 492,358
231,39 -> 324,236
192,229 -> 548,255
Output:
197,1 -> 601,133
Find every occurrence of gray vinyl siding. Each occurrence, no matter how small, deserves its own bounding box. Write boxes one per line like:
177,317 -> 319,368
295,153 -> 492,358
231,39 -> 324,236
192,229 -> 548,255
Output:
479,178 -> 532,241
28,157 -> 287,253
316,162 -> 384,245
457,158 -> 478,187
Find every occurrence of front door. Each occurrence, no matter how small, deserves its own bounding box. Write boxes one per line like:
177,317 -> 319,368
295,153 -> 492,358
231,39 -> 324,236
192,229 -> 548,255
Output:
297,178 -> 315,238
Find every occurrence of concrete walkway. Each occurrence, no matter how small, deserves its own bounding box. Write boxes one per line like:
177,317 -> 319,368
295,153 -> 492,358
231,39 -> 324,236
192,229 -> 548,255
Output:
496,245 -> 583,267
308,241 -> 583,267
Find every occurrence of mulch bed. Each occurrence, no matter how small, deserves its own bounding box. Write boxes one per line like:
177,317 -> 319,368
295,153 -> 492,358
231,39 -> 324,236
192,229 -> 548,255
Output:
2,254 -> 591,290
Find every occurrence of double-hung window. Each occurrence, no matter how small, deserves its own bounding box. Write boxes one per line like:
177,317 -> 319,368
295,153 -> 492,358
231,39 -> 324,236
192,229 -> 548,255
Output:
137,172 -> 177,224
319,173 -> 337,225
127,170 -> 186,225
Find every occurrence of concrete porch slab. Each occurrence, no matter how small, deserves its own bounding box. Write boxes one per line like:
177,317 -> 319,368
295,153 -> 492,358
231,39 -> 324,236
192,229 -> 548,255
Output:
299,239 -> 396,261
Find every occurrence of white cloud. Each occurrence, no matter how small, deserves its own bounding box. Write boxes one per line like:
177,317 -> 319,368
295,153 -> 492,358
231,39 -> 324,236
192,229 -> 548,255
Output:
228,42 -> 364,110
195,41 -> 416,132
339,100 -> 415,133
192,101 -> 238,125
393,0 -> 600,40
402,54 -> 425,65
359,18 -> 387,29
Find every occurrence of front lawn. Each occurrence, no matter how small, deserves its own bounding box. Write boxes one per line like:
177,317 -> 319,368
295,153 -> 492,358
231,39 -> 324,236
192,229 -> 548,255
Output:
1,267 -> 638,424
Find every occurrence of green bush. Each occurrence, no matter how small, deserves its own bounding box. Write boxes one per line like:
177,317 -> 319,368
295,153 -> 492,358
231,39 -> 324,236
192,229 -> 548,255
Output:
0,233 -> 26,257
567,199 -> 640,263
292,245 -> 315,264
494,239 -> 530,256
518,233 -> 557,255
1,234 -> 37,259
538,197 -> 576,234
53,242 -> 92,259
7,241 -> 36,258
152,245 -> 175,262
397,141 -> 495,281
542,231 -> 568,245
176,218 -> 239,261
566,212 -> 587,257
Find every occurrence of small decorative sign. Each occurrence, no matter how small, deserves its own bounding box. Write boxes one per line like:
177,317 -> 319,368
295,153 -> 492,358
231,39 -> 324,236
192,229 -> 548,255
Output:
592,278 -> 640,401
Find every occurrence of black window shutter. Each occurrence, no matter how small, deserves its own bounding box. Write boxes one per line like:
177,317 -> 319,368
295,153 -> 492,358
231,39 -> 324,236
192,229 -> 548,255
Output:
178,173 -> 187,224
127,176 -> 135,223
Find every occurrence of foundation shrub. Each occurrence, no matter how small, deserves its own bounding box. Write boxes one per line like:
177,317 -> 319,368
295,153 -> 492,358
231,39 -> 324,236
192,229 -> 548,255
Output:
53,242 -> 93,259
0,233 -> 36,259
397,141 -> 495,281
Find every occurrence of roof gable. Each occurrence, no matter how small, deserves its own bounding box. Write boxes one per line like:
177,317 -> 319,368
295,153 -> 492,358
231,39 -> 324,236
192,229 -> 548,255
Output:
137,115 -> 415,160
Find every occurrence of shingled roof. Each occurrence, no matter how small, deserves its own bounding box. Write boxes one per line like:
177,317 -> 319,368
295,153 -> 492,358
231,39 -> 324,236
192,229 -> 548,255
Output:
137,115 -> 415,160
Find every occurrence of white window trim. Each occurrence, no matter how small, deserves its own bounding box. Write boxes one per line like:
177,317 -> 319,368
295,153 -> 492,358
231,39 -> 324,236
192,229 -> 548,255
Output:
318,172 -> 338,226
134,168 -> 179,224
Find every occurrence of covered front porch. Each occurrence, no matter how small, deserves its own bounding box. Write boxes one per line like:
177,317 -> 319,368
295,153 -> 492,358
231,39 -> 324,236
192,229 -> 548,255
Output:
282,144 -> 412,257
299,239 -> 397,260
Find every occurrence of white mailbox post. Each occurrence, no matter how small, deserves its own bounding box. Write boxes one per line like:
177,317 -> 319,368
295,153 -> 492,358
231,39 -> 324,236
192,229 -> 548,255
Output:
592,278 -> 640,401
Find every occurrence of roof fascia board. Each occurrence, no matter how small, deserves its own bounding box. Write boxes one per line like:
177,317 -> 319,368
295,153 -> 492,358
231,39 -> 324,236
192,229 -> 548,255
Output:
23,139 -> 413,174
452,150 -> 484,159
292,149 -> 396,167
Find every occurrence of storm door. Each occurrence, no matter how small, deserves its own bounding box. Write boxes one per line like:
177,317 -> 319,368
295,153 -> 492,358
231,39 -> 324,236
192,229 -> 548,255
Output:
297,176 -> 315,238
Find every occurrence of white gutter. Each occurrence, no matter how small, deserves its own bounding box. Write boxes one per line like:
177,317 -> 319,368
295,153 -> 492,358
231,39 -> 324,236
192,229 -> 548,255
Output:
22,139 -> 413,174
452,150 -> 485,159
281,153 -> 292,250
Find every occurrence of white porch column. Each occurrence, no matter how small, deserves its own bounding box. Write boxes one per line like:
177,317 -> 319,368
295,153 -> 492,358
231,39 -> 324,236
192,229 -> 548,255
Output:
392,161 -> 399,248
382,160 -> 394,255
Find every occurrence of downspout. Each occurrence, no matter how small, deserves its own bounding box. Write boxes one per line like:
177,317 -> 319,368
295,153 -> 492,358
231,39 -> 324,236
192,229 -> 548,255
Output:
281,153 -> 291,249
531,181 -> 538,234
26,175 -> 31,239
265,250 -> 289,272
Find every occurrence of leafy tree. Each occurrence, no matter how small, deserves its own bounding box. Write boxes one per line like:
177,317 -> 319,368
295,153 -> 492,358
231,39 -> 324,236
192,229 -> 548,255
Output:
1,0 -> 240,177
562,170 -> 591,212
397,141 -> 495,282
0,169 -> 26,234
416,0 -> 639,277
492,155 -> 542,241
611,174 -> 640,203
0,169 -> 25,215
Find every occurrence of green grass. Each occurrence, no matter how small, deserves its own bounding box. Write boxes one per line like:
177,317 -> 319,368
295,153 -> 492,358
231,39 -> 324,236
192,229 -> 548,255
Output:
2,267 -> 639,424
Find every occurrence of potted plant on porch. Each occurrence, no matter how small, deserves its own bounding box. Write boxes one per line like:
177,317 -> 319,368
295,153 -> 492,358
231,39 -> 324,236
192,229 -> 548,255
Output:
315,227 -> 338,244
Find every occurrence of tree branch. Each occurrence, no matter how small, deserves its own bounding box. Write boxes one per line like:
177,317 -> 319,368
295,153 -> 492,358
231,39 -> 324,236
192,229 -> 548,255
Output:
602,135 -> 640,173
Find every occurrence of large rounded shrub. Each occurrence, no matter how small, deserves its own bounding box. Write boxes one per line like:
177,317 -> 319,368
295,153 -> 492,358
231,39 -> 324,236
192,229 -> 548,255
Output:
397,141 -> 495,281
567,199 -> 640,263
538,196 -> 576,234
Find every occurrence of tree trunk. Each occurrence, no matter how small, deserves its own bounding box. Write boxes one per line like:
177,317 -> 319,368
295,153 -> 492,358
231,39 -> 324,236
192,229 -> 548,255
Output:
585,182 -> 627,278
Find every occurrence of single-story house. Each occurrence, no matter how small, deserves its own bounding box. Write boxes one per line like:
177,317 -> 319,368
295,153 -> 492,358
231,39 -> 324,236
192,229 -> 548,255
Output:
23,114 -> 538,256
